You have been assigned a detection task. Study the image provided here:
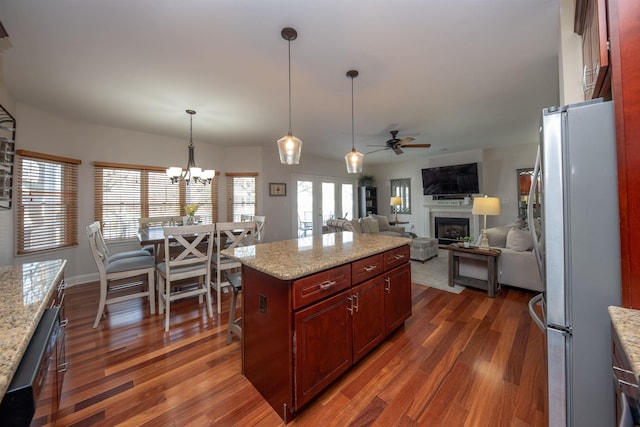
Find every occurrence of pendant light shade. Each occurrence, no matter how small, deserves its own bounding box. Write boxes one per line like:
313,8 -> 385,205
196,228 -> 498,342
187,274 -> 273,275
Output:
345,69 -> 363,173
277,27 -> 302,165
166,110 -> 215,185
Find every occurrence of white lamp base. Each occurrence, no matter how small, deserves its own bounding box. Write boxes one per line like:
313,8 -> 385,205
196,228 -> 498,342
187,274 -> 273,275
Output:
479,229 -> 490,250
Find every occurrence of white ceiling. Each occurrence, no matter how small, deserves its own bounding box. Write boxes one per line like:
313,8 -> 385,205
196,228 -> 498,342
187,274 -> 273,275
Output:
0,0 -> 560,165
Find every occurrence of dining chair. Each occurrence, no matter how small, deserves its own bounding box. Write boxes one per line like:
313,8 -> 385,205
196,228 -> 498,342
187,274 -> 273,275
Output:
211,221 -> 255,314
240,214 -> 254,222
90,221 -> 151,261
157,223 -> 215,332
253,215 -> 266,243
138,216 -> 184,254
225,271 -> 242,344
87,222 -> 156,328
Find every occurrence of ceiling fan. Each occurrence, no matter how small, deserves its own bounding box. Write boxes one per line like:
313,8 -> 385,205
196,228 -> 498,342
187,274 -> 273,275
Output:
366,130 -> 431,155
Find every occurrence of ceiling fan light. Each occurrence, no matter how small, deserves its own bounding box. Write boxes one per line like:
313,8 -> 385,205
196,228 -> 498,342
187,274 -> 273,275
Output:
277,133 -> 302,165
345,148 -> 363,174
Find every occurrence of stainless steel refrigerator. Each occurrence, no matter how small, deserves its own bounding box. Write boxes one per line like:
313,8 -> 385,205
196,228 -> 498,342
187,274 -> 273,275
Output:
528,98 -> 621,427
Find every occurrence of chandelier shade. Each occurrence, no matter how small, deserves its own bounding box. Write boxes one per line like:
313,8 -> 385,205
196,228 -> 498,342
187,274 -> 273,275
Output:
166,110 -> 215,185
277,27 -> 302,165
345,69 -> 363,173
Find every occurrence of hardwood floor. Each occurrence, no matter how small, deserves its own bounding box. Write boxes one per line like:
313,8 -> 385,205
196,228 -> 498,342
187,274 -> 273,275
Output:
52,281 -> 547,426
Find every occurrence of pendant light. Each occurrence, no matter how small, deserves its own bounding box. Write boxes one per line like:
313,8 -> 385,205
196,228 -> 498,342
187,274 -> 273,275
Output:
345,69 -> 363,173
166,110 -> 215,185
277,27 -> 302,165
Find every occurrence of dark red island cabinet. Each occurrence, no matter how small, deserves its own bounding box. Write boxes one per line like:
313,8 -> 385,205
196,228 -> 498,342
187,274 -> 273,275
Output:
242,244 -> 411,423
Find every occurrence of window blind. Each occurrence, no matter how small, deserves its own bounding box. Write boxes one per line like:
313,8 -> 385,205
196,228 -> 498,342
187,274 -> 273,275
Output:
16,150 -> 80,254
95,162 -> 218,240
225,173 -> 258,222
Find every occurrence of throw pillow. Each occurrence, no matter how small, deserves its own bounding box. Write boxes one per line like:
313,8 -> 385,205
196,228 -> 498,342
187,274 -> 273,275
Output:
359,219 -> 379,233
348,219 -> 363,233
369,214 -> 391,231
505,227 -> 534,252
485,226 -> 512,248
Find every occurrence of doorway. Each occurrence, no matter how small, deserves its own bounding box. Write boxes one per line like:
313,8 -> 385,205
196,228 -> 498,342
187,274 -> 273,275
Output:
293,174 -> 356,237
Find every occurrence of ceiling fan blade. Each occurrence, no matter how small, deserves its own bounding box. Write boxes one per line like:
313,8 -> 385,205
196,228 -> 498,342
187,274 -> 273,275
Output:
392,146 -> 404,155
403,144 -> 432,148
366,147 -> 390,154
397,137 -> 415,146
365,144 -> 387,147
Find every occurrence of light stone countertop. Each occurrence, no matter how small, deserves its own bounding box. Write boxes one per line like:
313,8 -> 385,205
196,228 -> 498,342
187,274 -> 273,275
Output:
0,259 -> 67,398
609,305 -> 640,379
222,232 -> 412,280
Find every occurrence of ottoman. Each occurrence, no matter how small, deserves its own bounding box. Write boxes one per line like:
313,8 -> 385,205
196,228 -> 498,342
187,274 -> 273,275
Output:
410,237 -> 439,263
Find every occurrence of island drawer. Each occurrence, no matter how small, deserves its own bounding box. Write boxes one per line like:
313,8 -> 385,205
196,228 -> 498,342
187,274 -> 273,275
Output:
352,254 -> 384,285
384,245 -> 410,271
293,264 -> 351,310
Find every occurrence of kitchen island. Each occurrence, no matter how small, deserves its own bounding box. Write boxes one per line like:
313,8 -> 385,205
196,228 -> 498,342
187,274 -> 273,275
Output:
0,259 -> 67,424
223,232 -> 412,423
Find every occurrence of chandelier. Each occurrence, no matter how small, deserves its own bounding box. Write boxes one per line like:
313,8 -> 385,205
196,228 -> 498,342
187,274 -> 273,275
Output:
166,109 -> 215,185
345,69 -> 363,173
277,27 -> 302,165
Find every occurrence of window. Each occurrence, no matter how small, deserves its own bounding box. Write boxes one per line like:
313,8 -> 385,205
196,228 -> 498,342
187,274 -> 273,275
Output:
94,162 -> 218,240
16,150 -> 80,254
226,173 -> 258,222
390,178 -> 411,214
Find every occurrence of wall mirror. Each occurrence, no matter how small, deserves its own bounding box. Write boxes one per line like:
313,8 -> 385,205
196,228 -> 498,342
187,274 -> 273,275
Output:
517,168 -> 541,219
390,178 -> 411,214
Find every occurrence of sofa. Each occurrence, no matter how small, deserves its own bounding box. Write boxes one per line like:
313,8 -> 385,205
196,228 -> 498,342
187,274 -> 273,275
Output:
325,215 -> 406,237
459,220 -> 544,292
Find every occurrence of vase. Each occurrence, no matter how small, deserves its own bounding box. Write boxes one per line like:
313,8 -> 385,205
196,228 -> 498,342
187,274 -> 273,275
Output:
185,215 -> 195,225
464,242 -> 470,248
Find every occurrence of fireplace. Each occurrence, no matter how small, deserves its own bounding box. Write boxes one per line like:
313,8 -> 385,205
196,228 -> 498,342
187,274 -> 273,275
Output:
434,217 -> 470,244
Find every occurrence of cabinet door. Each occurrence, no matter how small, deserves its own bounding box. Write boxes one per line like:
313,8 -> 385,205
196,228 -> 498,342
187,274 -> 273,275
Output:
581,0 -> 610,100
384,263 -> 412,334
294,290 -> 352,409
352,277 -> 385,363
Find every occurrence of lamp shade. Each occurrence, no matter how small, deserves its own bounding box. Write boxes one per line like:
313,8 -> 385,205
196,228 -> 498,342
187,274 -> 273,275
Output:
345,149 -> 363,173
472,196 -> 501,216
390,196 -> 402,207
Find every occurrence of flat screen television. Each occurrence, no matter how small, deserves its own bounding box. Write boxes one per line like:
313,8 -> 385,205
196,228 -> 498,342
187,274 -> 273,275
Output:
421,162 -> 479,196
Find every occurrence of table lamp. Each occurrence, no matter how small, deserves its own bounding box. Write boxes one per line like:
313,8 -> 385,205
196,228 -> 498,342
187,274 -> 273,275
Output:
472,195 -> 501,250
390,196 -> 402,224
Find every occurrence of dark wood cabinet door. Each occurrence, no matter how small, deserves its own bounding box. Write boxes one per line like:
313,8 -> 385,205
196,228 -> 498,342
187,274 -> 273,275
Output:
352,277 -> 385,363
384,263 -> 412,334
294,290 -> 352,409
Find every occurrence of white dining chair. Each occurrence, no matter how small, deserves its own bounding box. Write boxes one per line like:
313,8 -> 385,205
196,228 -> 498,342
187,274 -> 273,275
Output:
90,221 -> 151,261
87,222 -> 156,328
253,215 -> 266,243
157,223 -> 215,332
211,221 -> 255,313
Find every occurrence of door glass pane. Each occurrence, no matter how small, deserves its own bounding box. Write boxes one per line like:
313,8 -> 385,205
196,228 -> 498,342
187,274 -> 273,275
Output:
341,184 -> 353,219
297,180 -> 313,237
322,182 -> 335,225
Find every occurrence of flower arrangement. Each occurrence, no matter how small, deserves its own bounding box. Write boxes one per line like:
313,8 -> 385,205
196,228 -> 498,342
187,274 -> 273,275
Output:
184,203 -> 199,216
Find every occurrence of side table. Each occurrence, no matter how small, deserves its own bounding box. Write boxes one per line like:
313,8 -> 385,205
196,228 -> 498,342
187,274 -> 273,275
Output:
441,244 -> 501,297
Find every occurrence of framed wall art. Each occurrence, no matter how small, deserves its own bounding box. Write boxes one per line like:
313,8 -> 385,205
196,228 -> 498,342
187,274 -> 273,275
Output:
269,183 -> 286,196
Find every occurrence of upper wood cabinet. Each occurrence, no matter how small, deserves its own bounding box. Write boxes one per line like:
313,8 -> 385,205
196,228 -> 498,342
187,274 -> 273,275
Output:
575,0 -> 611,100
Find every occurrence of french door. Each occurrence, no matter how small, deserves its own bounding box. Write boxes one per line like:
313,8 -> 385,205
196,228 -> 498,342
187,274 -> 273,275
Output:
293,174 -> 356,237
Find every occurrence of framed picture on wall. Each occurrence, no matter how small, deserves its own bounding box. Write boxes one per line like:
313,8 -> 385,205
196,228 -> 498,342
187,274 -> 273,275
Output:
269,182 -> 286,196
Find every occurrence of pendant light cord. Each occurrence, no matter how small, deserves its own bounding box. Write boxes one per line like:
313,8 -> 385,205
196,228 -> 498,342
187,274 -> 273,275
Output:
288,39 -> 292,135
351,75 -> 355,150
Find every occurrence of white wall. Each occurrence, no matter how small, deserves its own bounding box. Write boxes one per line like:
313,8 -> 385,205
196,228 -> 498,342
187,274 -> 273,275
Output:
0,78 -> 15,266
559,0 -> 584,105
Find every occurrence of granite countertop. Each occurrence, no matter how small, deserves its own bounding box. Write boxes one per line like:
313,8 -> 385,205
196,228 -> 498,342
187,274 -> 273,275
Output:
0,259 -> 67,398
609,305 -> 640,379
222,232 -> 412,280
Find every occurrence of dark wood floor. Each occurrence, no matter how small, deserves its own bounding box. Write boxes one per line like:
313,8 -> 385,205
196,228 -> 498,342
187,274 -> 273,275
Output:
53,280 -> 547,426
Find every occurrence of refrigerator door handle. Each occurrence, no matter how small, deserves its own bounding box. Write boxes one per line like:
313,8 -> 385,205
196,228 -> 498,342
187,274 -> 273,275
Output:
528,145 -> 543,275
528,292 -> 546,333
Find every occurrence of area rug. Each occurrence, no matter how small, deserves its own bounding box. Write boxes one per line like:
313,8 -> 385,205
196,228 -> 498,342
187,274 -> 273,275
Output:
411,249 -> 465,294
